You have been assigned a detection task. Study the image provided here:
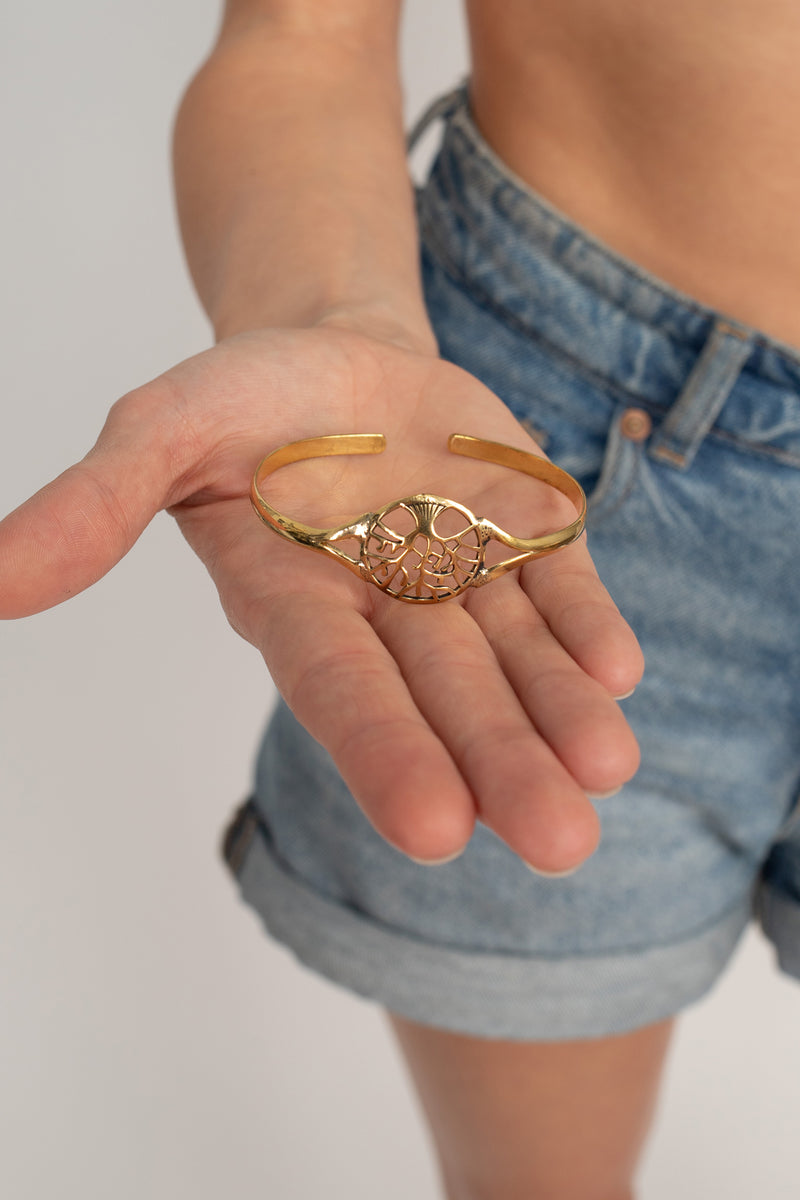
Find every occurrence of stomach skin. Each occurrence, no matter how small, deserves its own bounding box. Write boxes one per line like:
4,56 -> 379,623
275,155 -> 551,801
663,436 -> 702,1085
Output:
465,0 -> 800,349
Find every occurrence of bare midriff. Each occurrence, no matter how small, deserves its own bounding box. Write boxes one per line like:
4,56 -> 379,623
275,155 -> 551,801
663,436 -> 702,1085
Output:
465,0 -> 800,349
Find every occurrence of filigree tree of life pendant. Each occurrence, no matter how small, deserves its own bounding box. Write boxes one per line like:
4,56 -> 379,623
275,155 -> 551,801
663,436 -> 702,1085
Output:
358,495 -> 488,603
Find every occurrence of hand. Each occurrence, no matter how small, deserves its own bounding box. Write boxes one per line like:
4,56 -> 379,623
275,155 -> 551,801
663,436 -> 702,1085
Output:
0,324 -> 643,872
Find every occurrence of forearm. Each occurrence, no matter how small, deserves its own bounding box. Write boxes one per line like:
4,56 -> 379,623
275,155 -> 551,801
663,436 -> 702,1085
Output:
172,13 -> 435,351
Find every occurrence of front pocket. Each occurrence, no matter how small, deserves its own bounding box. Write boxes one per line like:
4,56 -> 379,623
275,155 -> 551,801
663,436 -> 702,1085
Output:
421,241 -> 647,524
584,407 -> 649,527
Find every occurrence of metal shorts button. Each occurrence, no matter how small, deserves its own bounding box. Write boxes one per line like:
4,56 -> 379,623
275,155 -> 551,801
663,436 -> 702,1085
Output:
620,407 -> 652,442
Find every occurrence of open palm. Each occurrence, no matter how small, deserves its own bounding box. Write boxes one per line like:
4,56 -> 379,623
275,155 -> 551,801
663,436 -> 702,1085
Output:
0,324 -> 642,871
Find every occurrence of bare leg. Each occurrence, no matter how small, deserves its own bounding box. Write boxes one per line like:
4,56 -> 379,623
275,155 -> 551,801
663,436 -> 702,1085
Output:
387,1011 -> 675,1200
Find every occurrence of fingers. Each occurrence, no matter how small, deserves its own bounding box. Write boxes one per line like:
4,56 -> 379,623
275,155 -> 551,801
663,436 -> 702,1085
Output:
182,495 -> 636,875
0,385 -> 189,618
374,598 -> 604,874
253,589 -> 477,863
175,493 -> 476,863
521,536 -> 645,699
473,577 -> 640,796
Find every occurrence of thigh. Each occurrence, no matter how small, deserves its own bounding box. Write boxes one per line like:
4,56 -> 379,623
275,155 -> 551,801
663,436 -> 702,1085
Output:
387,1011 -> 676,1200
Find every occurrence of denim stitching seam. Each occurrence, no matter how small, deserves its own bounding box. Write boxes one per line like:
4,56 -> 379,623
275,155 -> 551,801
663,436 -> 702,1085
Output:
420,222 -> 800,469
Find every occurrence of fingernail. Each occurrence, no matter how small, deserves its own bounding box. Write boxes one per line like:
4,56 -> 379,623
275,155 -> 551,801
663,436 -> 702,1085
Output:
614,687 -> 636,701
587,786 -> 622,800
525,862 -> 581,878
407,848 -> 464,866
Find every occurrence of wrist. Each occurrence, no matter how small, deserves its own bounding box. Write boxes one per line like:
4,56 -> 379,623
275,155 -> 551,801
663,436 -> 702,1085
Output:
314,301 -> 439,357
213,298 -> 439,359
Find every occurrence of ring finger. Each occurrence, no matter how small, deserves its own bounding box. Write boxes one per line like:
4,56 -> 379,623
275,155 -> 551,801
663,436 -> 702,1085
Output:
374,597 -> 602,874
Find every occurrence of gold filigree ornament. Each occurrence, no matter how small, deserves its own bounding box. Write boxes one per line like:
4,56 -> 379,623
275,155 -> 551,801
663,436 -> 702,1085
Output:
250,434 -> 586,604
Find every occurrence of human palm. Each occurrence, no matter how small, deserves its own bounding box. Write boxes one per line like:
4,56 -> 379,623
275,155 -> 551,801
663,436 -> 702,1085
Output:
0,325 -> 642,871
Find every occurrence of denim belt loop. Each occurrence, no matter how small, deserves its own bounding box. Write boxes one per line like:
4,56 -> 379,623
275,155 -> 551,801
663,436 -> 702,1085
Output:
649,318 -> 755,470
406,76 -> 469,157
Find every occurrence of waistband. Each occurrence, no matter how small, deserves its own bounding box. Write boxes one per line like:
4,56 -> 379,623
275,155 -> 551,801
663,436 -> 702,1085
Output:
408,80 -> 800,464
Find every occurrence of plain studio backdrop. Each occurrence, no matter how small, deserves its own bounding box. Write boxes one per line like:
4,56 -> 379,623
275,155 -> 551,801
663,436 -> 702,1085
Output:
0,4 -> 797,1198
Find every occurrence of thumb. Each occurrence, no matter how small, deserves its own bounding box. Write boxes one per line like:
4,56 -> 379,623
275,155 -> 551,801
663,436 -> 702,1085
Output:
0,387 -> 187,619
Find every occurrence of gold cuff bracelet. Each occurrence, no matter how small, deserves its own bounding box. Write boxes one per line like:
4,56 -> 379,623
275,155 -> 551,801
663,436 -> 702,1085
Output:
251,433 -> 586,604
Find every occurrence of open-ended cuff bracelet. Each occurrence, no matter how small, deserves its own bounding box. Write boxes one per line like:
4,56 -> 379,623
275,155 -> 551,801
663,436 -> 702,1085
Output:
250,433 -> 586,604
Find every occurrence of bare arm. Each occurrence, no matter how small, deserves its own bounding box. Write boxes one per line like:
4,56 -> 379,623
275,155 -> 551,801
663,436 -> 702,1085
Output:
0,0 -> 642,872
174,0 -> 435,351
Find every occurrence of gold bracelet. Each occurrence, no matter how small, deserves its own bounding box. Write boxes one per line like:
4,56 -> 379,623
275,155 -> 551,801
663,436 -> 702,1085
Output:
251,433 -> 586,604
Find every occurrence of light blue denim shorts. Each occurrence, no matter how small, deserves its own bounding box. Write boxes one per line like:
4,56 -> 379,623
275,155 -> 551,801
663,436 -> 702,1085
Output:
221,81 -> 800,1040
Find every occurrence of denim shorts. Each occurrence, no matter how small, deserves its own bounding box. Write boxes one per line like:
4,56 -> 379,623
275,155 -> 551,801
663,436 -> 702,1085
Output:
220,81 -> 800,1040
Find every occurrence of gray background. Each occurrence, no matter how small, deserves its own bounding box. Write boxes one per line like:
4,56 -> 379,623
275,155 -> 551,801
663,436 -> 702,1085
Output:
1,3 -> 797,1196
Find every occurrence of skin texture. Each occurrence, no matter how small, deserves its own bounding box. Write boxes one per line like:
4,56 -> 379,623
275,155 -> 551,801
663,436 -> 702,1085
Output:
466,0 -> 800,349
388,1012 -> 676,1200
0,325 -> 641,871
